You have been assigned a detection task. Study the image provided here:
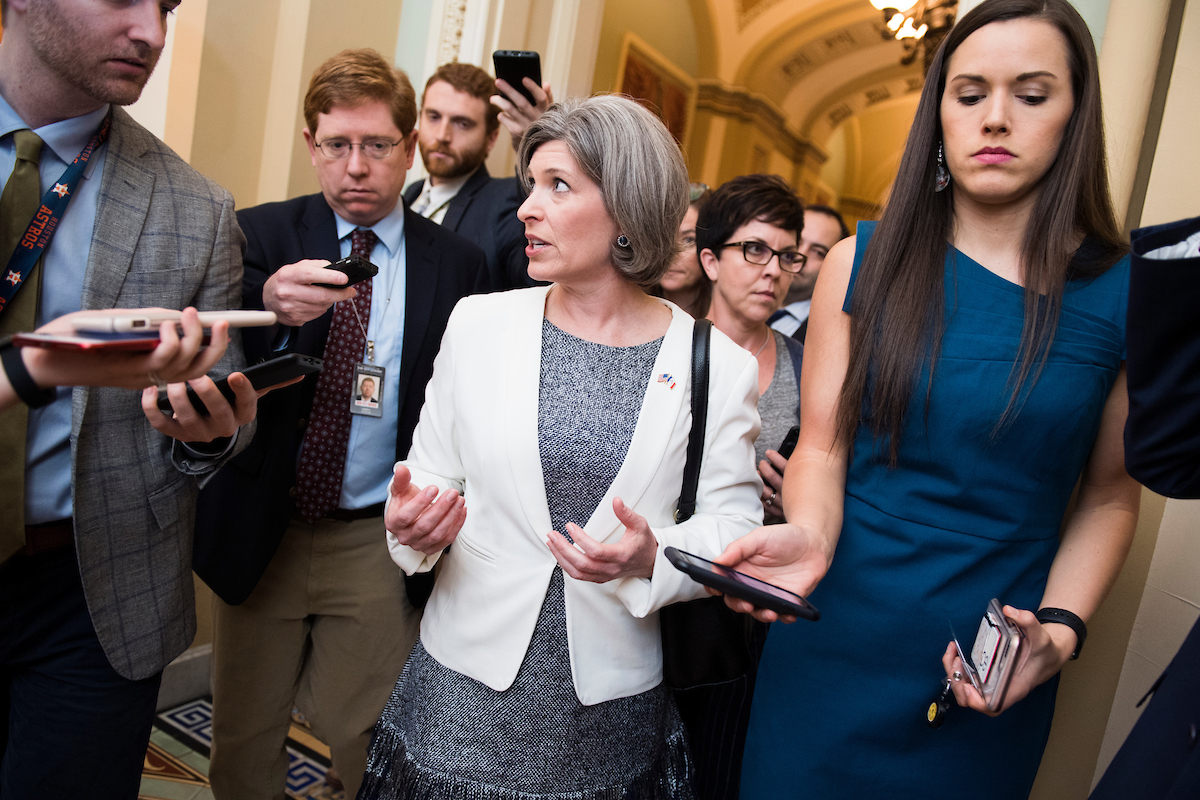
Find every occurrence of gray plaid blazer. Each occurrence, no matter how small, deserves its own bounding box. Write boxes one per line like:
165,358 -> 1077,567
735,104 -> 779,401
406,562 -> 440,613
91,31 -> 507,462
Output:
68,107 -> 247,681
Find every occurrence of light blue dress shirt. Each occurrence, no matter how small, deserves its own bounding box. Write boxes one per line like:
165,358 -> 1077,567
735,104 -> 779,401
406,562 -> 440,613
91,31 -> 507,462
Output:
769,299 -> 811,338
1,94 -> 110,523
327,205 -> 407,510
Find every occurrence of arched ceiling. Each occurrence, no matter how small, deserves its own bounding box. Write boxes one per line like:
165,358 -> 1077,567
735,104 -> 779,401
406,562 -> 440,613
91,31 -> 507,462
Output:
699,0 -> 924,145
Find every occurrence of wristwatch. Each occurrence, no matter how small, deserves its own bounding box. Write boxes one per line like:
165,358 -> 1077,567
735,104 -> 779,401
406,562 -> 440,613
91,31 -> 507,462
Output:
1036,607 -> 1087,660
0,336 -> 57,408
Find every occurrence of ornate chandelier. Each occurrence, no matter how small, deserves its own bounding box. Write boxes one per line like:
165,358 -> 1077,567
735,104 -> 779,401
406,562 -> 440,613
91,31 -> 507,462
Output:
870,0 -> 959,71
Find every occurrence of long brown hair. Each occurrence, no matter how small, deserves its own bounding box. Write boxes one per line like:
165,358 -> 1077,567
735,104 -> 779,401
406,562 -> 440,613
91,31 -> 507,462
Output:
836,0 -> 1126,465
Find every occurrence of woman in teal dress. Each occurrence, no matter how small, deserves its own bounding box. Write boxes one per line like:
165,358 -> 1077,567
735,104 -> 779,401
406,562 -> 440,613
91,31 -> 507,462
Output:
715,1 -> 1143,797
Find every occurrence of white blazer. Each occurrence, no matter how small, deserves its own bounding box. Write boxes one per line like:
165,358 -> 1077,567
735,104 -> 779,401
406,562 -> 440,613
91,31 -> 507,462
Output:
387,287 -> 763,705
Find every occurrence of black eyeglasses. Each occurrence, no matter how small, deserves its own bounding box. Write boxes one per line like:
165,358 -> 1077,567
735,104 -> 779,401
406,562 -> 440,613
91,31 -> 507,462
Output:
314,138 -> 403,160
718,241 -> 807,273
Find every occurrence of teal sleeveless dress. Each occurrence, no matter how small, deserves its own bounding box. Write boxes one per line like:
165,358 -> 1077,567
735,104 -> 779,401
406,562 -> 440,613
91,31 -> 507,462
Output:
740,222 -> 1129,799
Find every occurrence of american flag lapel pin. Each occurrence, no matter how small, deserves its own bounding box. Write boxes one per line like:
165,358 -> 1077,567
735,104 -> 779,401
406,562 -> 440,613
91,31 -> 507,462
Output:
657,373 -> 676,389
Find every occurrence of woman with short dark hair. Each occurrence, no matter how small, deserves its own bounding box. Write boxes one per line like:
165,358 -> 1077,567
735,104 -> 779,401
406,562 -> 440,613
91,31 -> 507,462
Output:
719,1 -> 1141,797
697,174 -> 805,525
673,174 -> 805,800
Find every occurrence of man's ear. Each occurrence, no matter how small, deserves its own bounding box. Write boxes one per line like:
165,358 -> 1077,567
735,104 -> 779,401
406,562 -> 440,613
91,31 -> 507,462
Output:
302,128 -> 318,166
402,129 -> 419,169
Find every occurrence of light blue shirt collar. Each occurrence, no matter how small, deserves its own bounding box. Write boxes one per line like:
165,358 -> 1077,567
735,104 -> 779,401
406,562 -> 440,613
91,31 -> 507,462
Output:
333,201 -> 406,256
0,95 -> 109,180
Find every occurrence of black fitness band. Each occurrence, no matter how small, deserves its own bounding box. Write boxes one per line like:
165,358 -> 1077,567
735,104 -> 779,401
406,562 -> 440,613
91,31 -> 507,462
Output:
1036,607 -> 1087,660
0,337 -> 56,408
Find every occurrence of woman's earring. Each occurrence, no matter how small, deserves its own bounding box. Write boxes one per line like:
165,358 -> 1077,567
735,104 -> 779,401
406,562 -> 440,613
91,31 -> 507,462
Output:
616,235 -> 630,248
935,142 -> 951,193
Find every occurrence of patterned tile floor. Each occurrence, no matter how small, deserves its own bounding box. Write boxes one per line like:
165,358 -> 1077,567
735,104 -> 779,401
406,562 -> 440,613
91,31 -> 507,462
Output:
140,698 -> 346,800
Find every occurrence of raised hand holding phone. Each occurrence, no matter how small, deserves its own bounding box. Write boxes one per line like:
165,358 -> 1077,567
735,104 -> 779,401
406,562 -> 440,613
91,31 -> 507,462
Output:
491,50 -> 553,148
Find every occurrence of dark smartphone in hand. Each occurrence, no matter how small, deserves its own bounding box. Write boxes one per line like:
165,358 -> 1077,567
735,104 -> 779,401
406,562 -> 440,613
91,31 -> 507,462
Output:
493,50 -> 541,106
778,425 -> 800,459
157,353 -> 322,416
665,547 -> 820,620
314,254 -> 378,289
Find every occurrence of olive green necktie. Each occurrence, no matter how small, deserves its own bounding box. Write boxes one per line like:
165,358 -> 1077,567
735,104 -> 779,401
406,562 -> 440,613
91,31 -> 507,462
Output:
0,129 -> 47,562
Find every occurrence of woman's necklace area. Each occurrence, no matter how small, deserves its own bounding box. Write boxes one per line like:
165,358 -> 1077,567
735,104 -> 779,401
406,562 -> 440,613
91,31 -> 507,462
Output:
752,327 -> 771,358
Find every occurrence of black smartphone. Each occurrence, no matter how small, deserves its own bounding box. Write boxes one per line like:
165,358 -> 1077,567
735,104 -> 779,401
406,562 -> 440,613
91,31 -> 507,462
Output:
778,425 -> 800,459
157,353 -> 323,415
313,254 -> 378,289
664,546 -> 820,621
493,50 -> 541,106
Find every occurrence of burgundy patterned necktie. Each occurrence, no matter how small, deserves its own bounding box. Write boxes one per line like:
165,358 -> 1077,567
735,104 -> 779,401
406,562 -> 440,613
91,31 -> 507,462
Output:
294,228 -> 378,522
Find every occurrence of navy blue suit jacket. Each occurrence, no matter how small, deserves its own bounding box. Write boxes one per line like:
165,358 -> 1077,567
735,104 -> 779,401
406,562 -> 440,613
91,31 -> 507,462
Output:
403,165 -> 532,290
1124,215 -> 1200,498
1092,215 -> 1200,800
193,193 -> 487,605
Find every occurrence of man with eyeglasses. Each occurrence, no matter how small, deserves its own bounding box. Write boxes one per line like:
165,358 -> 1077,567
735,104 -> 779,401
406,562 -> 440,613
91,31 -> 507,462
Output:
194,49 -> 486,800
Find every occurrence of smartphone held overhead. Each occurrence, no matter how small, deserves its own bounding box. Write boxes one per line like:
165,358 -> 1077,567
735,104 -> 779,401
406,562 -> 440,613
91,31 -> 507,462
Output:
493,50 -> 541,105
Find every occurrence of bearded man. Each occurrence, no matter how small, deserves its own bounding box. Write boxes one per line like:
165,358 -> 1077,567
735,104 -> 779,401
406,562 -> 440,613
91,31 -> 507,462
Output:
404,62 -> 543,290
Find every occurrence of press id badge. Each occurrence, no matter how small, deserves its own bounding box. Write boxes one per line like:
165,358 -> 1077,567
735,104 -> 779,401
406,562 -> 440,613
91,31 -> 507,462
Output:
955,598 -> 1024,712
351,363 -> 384,418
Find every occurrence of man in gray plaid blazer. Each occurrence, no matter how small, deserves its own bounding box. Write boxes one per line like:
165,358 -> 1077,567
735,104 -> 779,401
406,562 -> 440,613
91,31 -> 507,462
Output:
0,1 -> 258,797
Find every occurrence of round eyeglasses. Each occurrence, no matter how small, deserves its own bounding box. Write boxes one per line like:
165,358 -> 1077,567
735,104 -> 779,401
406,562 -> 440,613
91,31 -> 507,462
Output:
718,241 -> 807,273
314,139 -> 402,160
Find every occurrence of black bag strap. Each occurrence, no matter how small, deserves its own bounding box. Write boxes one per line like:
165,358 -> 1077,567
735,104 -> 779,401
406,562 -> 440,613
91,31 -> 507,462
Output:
676,319 -> 711,523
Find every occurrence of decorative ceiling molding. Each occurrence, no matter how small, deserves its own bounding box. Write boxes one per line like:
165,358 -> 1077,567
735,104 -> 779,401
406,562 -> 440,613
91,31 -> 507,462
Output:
769,18 -> 886,87
738,0 -> 788,31
800,66 -> 923,144
735,7 -> 891,94
694,80 -> 827,167
781,45 -> 920,128
864,86 -> 892,106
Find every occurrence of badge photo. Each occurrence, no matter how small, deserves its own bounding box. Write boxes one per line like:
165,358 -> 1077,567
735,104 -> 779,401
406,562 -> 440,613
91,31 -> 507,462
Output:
351,364 -> 384,418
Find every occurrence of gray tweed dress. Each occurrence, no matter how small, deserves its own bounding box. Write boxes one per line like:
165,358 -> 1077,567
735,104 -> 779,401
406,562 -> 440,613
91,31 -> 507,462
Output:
359,319 -> 695,800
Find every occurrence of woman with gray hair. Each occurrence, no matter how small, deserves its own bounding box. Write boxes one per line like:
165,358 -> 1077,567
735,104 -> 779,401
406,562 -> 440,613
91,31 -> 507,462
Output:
358,95 -> 764,799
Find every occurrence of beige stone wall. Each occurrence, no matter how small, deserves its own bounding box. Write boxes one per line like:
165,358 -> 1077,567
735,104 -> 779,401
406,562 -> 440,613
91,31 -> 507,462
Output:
1089,0 -> 1200,786
149,0 -> 404,213
590,0 -> 700,95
